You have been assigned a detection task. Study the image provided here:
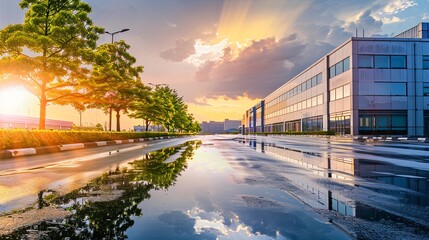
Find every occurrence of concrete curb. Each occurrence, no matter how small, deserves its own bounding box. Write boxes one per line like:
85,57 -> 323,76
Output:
0,136 -> 179,160
353,136 -> 429,143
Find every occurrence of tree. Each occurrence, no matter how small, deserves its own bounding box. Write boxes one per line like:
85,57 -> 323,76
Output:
0,0 -> 103,129
128,89 -> 161,132
86,40 -> 143,131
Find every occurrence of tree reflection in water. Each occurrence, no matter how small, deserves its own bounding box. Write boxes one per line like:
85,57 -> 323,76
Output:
1,140 -> 201,240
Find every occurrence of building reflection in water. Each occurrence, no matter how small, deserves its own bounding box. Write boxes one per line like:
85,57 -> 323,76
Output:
241,139 -> 429,218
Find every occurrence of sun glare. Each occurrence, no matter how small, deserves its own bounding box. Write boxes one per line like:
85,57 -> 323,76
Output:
0,86 -> 35,116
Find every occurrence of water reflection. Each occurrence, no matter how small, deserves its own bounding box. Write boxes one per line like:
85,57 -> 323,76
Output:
240,139 -> 429,207
0,141 -> 201,240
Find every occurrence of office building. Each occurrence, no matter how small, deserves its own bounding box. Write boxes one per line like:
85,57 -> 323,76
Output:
243,22 -> 429,136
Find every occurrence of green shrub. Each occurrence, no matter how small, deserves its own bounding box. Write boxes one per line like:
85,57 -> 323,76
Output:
0,129 -> 189,150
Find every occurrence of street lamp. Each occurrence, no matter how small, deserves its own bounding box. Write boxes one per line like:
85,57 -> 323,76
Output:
148,83 -> 168,88
104,28 -> 130,44
104,28 -> 129,131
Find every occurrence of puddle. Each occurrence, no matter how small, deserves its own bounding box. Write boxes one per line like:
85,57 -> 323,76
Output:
234,137 -> 429,239
0,141 -> 201,239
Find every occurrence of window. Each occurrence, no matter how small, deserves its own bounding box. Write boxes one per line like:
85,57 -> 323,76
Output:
306,80 -> 312,89
375,55 -> 390,68
358,55 -> 406,69
391,55 -> 406,68
335,87 -> 343,99
343,84 -> 351,97
391,83 -> 407,96
317,74 -> 323,84
330,90 -> 336,101
301,82 -> 307,91
311,76 -> 317,87
329,66 -> 335,78
330,57 -> 350,78
335,61 -> 343,75
343,57 -> 350,72
423,87 -> 429,96
358,55 -> 373,68
423,56 -> 429,69
317,94 -> 323,105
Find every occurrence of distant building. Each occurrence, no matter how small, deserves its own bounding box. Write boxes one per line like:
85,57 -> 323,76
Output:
201,121 -> 224,134
201,119 -> 241,134
224,119 -> 241,132
0,114 -> 73,130
133,125 -> 164,132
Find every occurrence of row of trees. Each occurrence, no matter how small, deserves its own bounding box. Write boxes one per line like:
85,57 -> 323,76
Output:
0,0 -> 200,133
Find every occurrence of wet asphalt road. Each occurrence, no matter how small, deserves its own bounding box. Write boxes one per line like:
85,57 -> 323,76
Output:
0,137 -> 198,213
0,135 -> 428,239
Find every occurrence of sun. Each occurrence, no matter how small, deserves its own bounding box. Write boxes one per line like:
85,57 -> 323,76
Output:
0,86 -> 35,116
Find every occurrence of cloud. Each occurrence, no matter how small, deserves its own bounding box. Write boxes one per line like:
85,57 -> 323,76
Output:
382,16 -> 404,24
166,21 -> 177,28
193,35 -> 320,98
382,0 -> 417,14
160,38 -> 196,62
346,10 -> 383,36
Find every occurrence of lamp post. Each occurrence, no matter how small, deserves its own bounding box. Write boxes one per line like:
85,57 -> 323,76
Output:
105,28 -> 130,44
104,28 -> 129,131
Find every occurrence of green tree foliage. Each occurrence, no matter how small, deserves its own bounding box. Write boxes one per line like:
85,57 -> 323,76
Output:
86,40 -> 144,131
130,85 -> 201,133
0,0 -> 104,129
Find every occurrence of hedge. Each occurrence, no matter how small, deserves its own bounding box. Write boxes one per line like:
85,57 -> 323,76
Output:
0,129 -> 189,150
248,131 -> 336,136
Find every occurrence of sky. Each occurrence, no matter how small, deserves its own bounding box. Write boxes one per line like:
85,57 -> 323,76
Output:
1,0 -> 429,129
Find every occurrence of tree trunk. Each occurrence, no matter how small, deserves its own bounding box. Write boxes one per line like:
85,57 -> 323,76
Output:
145,119 -> 150,131
39,90 -> 47,130
116,109 -> 121,132
108,107 -> 112,131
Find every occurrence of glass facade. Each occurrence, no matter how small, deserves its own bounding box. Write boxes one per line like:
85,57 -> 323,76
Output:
358,111 -> 407,135
330,114 -> 351,134
358,55 -> 406,69
285,120 -> 301,132
302,116 -> 323,132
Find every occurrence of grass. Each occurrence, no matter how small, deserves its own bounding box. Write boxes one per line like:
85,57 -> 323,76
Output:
0,129 -> 189,150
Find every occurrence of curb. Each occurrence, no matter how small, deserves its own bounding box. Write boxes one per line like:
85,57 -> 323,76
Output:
0,136 -> 178,160
352,136 -> 429,143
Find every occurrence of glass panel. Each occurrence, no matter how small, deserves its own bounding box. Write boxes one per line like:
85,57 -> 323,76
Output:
330,90 -> 336,101
306,80 -> 312,89
307,99 -> 311,108
374,55 -> 390,68
311,77 -> 317,87
374,83 -> 391,95
312,97 -> 317,107
423,87 -> 429,96
317,94 -> 323,105
329,66 -> 335,78
343,84 -> 351,97
391,83 -> 406,96
336,87 -> 343,99
358,55 -> 373,68
302,100 -> 307,109
391,55 -> 406,68
317,74 -> 323,84
343,57 -> 350,71
392,115 -> 407,128
335,61 -> 343,75
301,82 -> 307,91
376,116 -> 389,130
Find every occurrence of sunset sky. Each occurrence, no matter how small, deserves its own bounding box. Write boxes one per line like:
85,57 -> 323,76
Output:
1,0 -> 428,129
